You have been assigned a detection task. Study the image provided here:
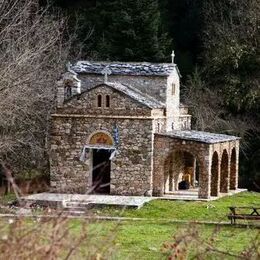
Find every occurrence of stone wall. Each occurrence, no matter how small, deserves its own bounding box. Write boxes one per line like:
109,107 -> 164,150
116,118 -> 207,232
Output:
50,84 -> 154,195
57,85 -> 152,117
50,116 -> 153,195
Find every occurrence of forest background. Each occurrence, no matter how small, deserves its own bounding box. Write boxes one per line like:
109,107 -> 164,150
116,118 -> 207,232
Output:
1,0 -> 259,191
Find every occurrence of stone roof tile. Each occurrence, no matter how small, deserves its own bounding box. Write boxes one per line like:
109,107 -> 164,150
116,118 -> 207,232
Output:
158,130 -> 240,144
71,61 -> 178,77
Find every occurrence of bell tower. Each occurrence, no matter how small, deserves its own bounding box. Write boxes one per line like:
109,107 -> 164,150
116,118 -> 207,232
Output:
166,51 -> 181,131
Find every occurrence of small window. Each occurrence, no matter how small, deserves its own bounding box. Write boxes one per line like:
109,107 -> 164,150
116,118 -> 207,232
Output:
65,85 -> 72,99
172,122 -> 174,130
172,83 -> 176,95
157,123 -> 160,132
105,95 -> 110,108
97,94 -> 102,107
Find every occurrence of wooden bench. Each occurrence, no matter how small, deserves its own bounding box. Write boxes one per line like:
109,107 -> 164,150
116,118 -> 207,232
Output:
228,207 -> 260,224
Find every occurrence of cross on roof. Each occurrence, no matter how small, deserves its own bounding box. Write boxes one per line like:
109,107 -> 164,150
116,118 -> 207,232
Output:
171,50 -> 175,64
101,66 -> 112,83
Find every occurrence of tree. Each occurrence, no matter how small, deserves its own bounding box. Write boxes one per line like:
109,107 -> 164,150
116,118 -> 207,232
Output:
200,0 -> 260,190
53,0 -> 171,62
108,0 -> 171,61
202,0 -> 260,115
0,0 -> 72,187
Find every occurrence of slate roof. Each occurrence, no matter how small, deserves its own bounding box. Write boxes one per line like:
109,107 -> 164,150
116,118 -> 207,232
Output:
71,61 -> 178,77
92,82 -> 165,109
158,130 -> 240,144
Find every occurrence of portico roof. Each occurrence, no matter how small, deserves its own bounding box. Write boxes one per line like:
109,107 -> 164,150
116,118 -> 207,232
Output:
157,130 -> 240,144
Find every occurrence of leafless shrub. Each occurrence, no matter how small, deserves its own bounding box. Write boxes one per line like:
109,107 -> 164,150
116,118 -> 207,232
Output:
0,0 -> 74,176
182,68 -> 257,155
0,214 -> 117,259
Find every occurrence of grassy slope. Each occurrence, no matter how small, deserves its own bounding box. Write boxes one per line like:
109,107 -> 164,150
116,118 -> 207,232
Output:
93,192 -> 260,222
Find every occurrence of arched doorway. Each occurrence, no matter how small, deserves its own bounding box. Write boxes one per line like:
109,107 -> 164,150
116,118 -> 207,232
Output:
89,131 -> 114,194
164,151 -> 199,193
211,152 -> 219,197
220,150 -> 229,193
230,148 -> 237,190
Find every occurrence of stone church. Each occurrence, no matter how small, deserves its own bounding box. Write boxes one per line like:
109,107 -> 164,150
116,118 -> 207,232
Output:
50,57 -> 240,199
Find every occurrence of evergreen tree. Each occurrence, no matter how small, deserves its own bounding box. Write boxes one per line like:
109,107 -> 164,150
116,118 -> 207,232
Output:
52,0 -> 171,62
108,0 -> 171,62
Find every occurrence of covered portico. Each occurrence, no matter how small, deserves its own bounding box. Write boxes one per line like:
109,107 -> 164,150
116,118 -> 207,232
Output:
153,131 -> 240,199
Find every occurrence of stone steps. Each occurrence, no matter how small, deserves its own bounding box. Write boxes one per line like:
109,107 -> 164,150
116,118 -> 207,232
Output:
62,200 -> 91,216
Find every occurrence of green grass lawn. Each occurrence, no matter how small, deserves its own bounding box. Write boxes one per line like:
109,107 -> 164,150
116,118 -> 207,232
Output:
0,191 -> 259,259
92,191 -> 260,222
71,220 -> 259,260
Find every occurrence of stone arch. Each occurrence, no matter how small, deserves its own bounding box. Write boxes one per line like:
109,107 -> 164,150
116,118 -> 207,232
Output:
230,148 -> 237,189
163,150 -> 200,193
210,151 -> 219,196
88,130 -> 114,147
220,149 -> 229,193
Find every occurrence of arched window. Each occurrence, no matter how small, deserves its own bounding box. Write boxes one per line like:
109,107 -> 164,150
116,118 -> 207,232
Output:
97,94 -> 102,107
105,95 -> 110,108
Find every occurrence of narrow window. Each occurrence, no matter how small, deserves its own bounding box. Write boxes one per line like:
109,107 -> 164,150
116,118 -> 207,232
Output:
97,94 -> 102,107
157,123 -> 160,132
105,95 -> 110,108
65,84 -> 72,99
172,83 -> 176,95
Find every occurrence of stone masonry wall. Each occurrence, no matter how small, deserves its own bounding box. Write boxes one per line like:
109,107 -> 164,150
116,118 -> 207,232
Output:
50,85 -> 154,195
57,85 -> 152,117
50,116 -> 153,195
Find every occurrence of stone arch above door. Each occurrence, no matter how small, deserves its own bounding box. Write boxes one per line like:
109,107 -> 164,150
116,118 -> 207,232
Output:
88,130 -> 114,147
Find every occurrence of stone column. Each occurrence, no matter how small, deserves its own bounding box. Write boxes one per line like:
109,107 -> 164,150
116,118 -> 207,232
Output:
230,142 -> 239,190
153,138 -> 168,196
191,158 -> 196,187
198,154 -> 211,199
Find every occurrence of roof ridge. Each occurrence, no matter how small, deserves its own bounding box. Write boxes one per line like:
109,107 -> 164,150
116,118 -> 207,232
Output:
71,61 -> 179,77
